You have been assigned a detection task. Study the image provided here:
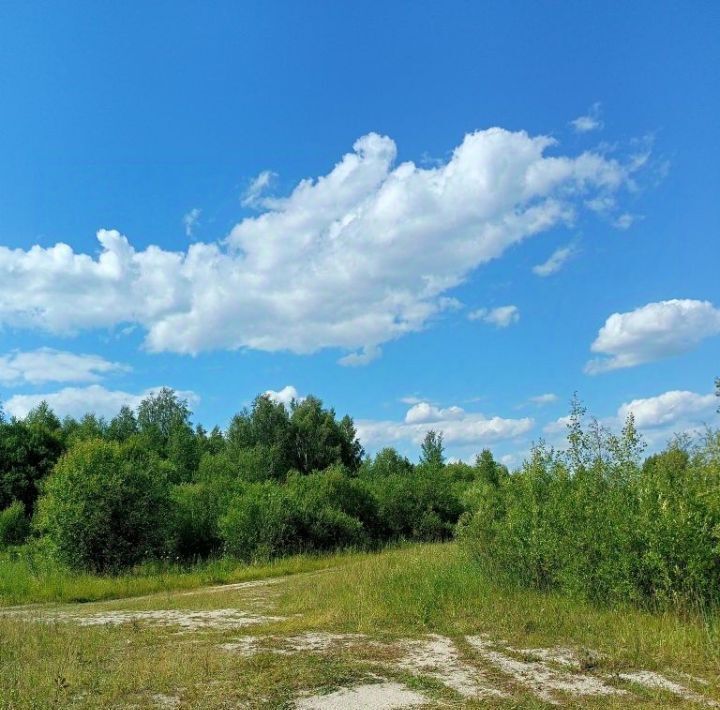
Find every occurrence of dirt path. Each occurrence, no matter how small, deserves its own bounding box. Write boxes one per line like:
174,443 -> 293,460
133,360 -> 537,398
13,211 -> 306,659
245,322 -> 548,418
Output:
3,570 -> 719,708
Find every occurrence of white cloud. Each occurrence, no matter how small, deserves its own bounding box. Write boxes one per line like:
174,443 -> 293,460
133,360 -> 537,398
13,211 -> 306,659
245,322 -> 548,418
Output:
529,393 -> 558,405
357,401 -> 534,448
242,170 -> 277,208
3,385 -> 198,420
543,415 -> 572,435
617,390 -> 717,430
182,208 -> 201,237
468,305 -> 519,328
404,402 -> 465,424
0,348 -> 128,386
0,129 -> 638,363
338,344 -> 382,367
399,395 -> 424,405
264,385 -> 303,407
586,299 -> 720,374
532,245 -> 575,276
571,103 -> 604,133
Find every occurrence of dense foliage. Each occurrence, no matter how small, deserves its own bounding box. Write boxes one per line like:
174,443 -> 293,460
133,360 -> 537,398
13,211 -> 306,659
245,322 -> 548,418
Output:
0,389 -> 484,571
1,383 -> 719,614
460,396 -> 720,609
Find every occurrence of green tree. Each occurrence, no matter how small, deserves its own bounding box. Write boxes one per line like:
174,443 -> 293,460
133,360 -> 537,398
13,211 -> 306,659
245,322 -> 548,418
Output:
107,406 -> 139,442
419,430 -> 445,468
137,388 -> 192,454
475,449 -> 503,487
24,401 -> 62,433
0,420 -> 65,512
35,439 -> 171,571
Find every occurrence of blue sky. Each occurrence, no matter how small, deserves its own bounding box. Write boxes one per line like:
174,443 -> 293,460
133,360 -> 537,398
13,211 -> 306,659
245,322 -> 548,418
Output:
0,1 -> 718,464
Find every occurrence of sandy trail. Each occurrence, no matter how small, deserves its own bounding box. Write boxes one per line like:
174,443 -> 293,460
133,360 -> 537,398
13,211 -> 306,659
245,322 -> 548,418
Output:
3,569 -> 718,708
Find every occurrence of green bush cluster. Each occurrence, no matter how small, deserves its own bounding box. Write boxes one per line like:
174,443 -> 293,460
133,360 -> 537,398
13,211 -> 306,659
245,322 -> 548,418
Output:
461,398 -> 720,609
0,389 -> 480,571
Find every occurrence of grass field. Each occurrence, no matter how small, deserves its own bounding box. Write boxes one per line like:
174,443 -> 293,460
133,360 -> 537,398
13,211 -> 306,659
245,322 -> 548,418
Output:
1,543 -> 719,708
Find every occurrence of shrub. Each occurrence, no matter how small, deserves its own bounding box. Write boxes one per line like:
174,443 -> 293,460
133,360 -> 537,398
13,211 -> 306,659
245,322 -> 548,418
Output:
461,403 -> 720,609
0,501 -> 30,548
366,467 -> 462,542
34,439 -> 171,572
287,467 -> 378,548
219,483 -> 299,561
169,477 -> 245,559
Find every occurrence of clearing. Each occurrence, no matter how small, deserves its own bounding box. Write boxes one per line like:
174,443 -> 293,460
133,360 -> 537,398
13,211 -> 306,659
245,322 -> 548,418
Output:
1,544 -> 719,708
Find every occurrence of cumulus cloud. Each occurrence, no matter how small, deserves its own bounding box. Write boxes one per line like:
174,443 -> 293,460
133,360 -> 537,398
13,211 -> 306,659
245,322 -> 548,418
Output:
264,385 -> 302,407
357,401 -> 534,448
404,402 -> 465,424
543,415 -> 572,435
182,208 -> 201,237
586,299 -> 720,373
542,389 -> 718,453
468,305 -> 519,327
4,385 -> 198,420
0,129 -> 638,364
617,390 -> 717,430
571,103 -> 604,133
532,244 -> 575,276
0,348 -> 128,386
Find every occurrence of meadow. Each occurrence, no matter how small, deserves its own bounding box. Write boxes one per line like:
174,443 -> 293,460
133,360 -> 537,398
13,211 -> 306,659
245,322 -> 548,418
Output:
2,388 -> 720,707
2,543 -> 719,708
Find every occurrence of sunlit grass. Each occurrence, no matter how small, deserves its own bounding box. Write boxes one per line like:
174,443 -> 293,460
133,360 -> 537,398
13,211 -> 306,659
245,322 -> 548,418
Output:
1,543 -> 719,708
0,547 -> 372,607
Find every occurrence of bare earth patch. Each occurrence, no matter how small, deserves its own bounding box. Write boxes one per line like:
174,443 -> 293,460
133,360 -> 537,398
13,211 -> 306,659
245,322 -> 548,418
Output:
295,681 -> 428,709
618,671 -> 719,707
219,631 -> 718,707
466,635 -> 624,704
18,608 -> 285,631
398,633 -> 507,700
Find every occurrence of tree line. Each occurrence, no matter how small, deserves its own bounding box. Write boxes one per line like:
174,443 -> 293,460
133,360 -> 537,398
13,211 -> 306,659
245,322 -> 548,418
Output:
0,388 -> 501,572
1,382 -> 719,612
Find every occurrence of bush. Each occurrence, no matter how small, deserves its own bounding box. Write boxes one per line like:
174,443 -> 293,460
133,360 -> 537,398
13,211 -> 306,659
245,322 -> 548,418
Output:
219,483 -> 299,561
34,439 -> 171,572
365,466 -> 462,542
461,404 -> 720,609
169,478 -> 245,559
0,501 -> 30,548
287,467 -> 378,549
635,439 -> 720,606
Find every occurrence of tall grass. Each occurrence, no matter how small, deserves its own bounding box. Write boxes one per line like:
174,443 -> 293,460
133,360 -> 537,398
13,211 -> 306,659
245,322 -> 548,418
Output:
0,546 -> 367,607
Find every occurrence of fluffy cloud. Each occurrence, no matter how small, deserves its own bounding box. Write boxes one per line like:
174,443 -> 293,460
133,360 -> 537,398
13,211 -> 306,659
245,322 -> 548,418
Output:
404,402 -> 465,424
585,299 -> 720,373
617,390 -> 717,429
543,415 -> 572,435
468,305 -> 520,327
3,385 -> 198,420
532,244 -> 575,276
0,129 -> 636,363
357,401 -> 534,448
543,389 -> 718,451
264,385 -> 302,407
571,103 -> 603,133
0,348 -> 128,386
